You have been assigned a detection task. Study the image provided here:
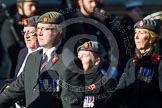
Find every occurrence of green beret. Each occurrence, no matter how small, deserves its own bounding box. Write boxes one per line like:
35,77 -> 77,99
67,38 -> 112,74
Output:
22,16 -> 40,27
77,41 -> 106,55
17,0 -> 38,2
37,11 -> 64,24
134,19 -> 161,36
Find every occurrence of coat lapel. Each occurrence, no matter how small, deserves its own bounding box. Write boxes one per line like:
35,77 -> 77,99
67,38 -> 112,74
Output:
40,52 -> 59,73
31,49 -> 43,89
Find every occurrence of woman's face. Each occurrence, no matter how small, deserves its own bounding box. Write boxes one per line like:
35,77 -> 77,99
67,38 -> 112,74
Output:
134,28 -> 152,51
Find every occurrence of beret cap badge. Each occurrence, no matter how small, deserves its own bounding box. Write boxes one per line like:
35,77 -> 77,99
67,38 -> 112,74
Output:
22,18 -> 28,26
43,16 -> 48,23
83,42 -> 89,50
139,21 -> 144,27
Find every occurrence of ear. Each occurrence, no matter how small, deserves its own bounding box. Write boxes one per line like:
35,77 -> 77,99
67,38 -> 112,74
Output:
17,5 -> 23,15
95,57 -> 101,65
148,40 -> 152,44
53,30 -> 63,46
78,0 -> 82,7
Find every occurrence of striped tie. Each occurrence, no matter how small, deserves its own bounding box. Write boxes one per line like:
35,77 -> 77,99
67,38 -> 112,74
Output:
40,54 -> 48,71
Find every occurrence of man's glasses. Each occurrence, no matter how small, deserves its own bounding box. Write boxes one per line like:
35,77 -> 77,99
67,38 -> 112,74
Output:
36,27 -> 58,33
21,31 -> 37,36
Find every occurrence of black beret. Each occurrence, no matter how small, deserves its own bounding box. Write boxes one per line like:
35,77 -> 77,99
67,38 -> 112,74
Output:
77,41 -> 106,55
134,19 -> 161,35
37,11 -> 64,24
17,0 -> 38,2
22,16 -> 40,27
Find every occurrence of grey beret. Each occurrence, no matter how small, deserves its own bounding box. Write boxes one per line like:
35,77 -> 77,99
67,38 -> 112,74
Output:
77,41 -> 106,55
22,16 -> 40,27
134,19 -> 161,35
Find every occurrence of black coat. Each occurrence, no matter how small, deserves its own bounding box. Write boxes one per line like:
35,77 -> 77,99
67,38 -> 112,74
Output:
0,12 -> 25,79
83,67 -> 116,108
102,48 -> 162,108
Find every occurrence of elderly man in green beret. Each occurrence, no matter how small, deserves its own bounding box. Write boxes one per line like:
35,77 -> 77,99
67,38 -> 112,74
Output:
0,11 -> 84,108
0,0 -> 39,87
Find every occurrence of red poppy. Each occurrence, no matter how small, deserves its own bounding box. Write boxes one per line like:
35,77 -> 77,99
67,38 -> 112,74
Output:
134,54 -> 141,60
88,84 -> 96,90
52,55 -> 59,63
151,54 -> 161,63
22,18 -> 28,26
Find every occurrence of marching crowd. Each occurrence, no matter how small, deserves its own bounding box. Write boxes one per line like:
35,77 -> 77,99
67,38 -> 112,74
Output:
0,0 -> 162,108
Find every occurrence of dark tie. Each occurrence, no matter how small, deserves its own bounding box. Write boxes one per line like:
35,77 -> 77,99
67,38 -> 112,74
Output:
40,54 -> 48,71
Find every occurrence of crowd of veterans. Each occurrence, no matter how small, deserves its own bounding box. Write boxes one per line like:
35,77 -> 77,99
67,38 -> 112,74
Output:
0,0 -> 162,108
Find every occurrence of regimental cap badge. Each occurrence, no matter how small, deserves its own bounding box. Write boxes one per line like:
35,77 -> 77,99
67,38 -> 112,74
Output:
139,21 -> 144,28
83,42 -> 89,50
22,18 -> 28,26
43,16 -> 48,23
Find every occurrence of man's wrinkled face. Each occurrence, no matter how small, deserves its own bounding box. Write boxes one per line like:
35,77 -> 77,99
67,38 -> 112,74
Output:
23,26 -> 38,50
37,23 -> 61,49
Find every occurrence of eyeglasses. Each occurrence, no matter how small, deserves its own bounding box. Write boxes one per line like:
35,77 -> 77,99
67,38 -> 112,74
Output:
21,31 -> 37,36
36,27 -> 58,33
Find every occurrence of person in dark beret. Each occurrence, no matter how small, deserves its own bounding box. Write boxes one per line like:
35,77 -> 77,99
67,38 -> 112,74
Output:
101,19 -> 162,108
0,0 -> 39,86
77,41 -> 117,108
0,15 -> 40,108
0,11 -> 85,108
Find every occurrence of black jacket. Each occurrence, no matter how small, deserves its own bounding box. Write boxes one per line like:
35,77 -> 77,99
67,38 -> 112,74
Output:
0,12 -> 25,79
83,66 -> 116,108
102,48 -> 162,108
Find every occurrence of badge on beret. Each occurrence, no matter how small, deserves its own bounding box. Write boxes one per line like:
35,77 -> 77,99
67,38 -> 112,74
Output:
139,21 -> 144,27
22,18 -> 28,26
43,16 -> 48,23
83,42 -> 89,50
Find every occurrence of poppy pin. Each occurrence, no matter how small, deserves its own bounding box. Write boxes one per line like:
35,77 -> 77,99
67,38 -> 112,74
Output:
88,84 -> 96,90
52,55 -> 59,63
151,54 -> 161,63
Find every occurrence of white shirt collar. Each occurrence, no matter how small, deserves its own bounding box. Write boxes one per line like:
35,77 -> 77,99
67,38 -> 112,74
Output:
43,42 -> 61,61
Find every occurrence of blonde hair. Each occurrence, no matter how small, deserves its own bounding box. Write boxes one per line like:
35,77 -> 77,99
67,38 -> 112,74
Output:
16,2 -> 23,9
144,29 -> 161,44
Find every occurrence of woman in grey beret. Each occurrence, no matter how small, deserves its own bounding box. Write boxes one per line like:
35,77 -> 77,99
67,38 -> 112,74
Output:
101,19 -> 162,108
